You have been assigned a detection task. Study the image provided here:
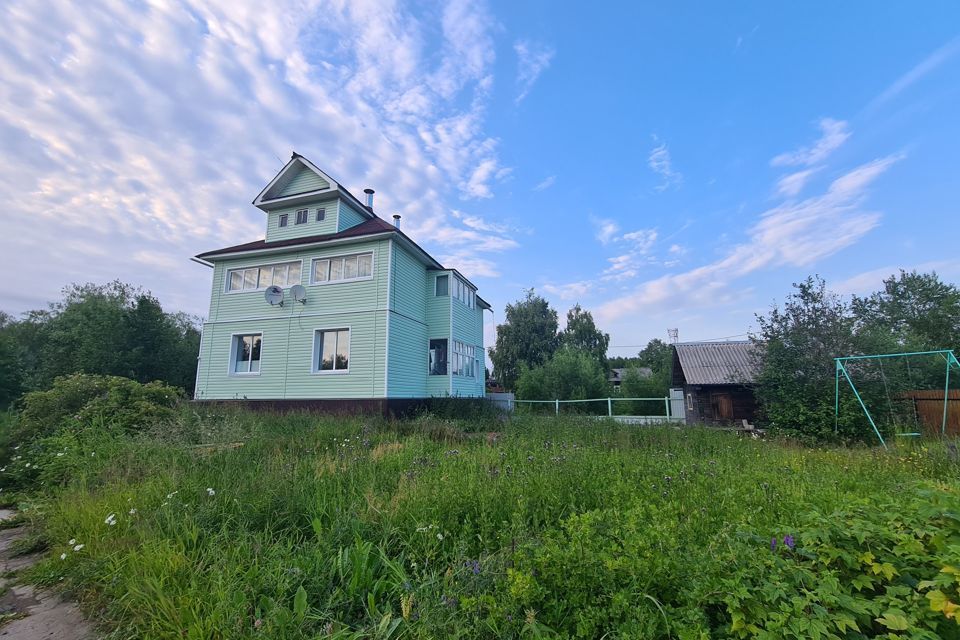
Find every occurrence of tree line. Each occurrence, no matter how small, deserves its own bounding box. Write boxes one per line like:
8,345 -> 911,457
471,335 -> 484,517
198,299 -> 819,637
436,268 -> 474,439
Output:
0,281 -> 200,408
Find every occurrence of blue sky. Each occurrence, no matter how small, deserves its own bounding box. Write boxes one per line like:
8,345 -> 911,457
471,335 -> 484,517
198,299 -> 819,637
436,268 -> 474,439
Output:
1,1 -> 959,358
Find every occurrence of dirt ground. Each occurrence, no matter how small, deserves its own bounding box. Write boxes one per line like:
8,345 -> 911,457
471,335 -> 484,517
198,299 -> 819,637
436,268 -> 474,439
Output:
0,509 -> 94,639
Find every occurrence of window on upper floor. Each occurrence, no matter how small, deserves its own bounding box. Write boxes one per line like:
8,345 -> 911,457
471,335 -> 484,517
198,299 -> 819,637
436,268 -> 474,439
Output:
314,328 -> 350,373
230,333 -> 262,375
316,208 -> 326,222
452,276 -> 475,308
452,340 -> 476,377
435,275 -> 449,296
310,252 -> 373,284
226,261 -> 301,292
279,214 -> 289,227
429,339 -> 447,375
295,209 -> 309,225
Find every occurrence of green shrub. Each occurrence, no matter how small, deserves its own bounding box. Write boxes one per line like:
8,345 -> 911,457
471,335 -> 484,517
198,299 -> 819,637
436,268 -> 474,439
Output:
13,373 -> 181,446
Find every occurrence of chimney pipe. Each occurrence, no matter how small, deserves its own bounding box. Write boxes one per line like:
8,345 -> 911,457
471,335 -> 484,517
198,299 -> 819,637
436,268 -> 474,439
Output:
392,214 -> 401,229
363,188 -> 375,209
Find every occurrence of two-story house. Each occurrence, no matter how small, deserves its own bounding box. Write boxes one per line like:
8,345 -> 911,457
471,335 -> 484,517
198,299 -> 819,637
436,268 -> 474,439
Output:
192,153 -> 489,412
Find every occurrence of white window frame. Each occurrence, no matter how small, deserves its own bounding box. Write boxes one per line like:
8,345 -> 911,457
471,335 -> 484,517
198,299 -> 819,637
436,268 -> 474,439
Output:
311,326 -> 351,375
224,260 -> 304,294
295,209 -> 309,225
278,213 -> 289,227
452,340 -> 476,377
309,251 -> 375,286
228,332 -> 263,376
316,207 -> 326,222
435,274 -> 449,296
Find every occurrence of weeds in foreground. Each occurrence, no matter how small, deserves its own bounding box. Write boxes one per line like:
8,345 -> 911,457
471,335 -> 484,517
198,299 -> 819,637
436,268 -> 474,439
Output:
6,413 -> 960,638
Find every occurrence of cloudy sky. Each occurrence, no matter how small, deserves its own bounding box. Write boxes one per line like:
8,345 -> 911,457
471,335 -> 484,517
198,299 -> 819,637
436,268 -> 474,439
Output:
2,1 -> 960,357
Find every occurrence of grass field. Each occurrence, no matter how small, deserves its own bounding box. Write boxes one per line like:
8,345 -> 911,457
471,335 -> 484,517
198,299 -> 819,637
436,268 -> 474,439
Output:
11,413 -> 960,639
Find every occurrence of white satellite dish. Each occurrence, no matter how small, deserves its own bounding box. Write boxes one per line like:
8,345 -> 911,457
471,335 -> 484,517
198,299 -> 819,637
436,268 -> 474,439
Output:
264,285 -> 284,306
290,284 -> 307,304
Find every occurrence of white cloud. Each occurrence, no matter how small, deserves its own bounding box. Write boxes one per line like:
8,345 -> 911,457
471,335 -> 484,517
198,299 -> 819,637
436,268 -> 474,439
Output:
592,217 -> 620,245
868,35 -> 960,111
775,167 -> 821,197
596,155 -> 901,323
542,281 -> 592,301
514,40 -> 555,104
833,260 -> 960,295
771,118 -> 850,167
438,252 -> 500,278
533,175 -> 556,191
0,0 -> 511,315
648,138 -> 682,191
621,229 -> 658,253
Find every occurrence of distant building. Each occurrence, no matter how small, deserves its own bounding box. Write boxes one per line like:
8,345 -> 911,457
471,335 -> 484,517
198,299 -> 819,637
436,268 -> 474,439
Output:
670,341 -> 760,425
608,367 -> 652,392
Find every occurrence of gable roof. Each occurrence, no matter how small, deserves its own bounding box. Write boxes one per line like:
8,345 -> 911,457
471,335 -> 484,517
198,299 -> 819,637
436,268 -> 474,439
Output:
252,153 -> 374,216
672,341 -> 759,385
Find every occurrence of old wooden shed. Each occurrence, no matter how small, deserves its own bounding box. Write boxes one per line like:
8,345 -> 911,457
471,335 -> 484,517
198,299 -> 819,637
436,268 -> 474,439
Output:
670,341 -> 761,425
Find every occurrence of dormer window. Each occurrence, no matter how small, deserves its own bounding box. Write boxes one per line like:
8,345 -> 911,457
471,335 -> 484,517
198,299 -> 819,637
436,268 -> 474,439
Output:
316,208 -> 326,221
278,214 -> 288,227
295,209 -> 308,225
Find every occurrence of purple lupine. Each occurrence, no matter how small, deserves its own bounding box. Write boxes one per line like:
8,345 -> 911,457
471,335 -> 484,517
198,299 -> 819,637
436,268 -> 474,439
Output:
770,537 -> 777,551
783,535 -> 795,550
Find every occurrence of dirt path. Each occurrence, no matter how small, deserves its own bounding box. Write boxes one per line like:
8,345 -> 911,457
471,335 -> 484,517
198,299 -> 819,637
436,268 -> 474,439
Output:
0,509 -> 94,639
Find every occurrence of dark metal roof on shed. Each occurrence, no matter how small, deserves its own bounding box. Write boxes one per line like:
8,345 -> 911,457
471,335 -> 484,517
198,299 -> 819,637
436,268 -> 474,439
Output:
673,341 -> 759,385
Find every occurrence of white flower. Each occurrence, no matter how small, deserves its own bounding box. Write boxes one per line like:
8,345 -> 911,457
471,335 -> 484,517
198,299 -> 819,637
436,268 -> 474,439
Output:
60,553 -> 67,560
24,463 -> 30,468
68,539 -> 76,545
90,452 -> 95,457
56,452 -> 64,457
436,533 -> 444,541
73,544 -> 84,552
206,488 -> 215,496
166,491 -> 178,499
129,508 -> 137,515
104,513 -> 117,526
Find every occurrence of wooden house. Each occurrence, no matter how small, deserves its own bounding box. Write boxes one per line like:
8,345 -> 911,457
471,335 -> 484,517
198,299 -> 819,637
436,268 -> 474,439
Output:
191,153 -> 490,412
670,341 -> 760,425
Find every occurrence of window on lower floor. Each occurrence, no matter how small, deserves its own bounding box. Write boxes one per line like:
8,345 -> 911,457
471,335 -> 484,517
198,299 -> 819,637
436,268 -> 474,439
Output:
314,328 -> 350,372
429,339 -> 447,375
231,334 -> 262,374
453,340 -> 475,377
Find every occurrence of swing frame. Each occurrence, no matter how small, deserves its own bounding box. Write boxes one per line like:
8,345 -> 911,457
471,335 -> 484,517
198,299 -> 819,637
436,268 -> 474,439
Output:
834,349 -> 960,448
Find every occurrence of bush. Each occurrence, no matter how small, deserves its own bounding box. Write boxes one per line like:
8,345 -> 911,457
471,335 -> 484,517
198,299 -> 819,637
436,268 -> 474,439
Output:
13,373 -> 182,446
515,348 -> 609,411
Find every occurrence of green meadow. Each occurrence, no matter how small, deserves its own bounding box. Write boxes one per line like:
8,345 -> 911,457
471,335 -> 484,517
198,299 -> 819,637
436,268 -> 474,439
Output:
7,412 -> 960,639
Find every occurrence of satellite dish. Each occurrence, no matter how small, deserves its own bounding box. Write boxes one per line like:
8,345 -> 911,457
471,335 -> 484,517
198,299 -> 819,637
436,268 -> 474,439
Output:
290,284 -> 307,304
264,285 -> 284,306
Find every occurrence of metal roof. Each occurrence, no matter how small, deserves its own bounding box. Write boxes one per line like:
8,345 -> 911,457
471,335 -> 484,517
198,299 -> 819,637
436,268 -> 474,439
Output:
673,341 -> 759,385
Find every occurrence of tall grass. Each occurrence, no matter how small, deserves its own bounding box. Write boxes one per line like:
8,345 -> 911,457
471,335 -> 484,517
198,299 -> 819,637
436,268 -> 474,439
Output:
16,413 -> 960,638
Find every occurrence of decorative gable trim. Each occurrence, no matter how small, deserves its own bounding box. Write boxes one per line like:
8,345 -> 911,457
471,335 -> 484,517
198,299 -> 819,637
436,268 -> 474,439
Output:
253,153 -> 376,220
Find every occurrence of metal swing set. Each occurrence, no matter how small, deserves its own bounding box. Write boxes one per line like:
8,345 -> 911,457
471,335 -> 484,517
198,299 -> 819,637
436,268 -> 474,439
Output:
834,349 -> 960,448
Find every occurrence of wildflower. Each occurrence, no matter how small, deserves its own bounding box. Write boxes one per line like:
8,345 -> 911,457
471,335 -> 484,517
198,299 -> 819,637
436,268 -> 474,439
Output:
90,452 -> 95,457
436,533 -> 444,541
68,539 -> 76,545
166,491 -> 178,499
770,537 -> 776,551
129,508 -> 137,515
206,488 -> 216,496
60,553 -> 67,560
73,544 -> 84,552
783,534 -> 795,550
56,452 -> 64,457
105,513 -> 117,526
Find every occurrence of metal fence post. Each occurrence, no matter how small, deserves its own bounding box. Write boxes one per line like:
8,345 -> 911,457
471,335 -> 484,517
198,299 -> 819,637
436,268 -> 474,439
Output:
555,399 -> 559,415
608,397 -> 612,416
664,396 -> 669,419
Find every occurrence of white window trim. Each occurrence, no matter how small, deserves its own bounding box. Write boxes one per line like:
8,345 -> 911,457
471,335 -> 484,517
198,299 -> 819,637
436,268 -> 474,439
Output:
223,259 -> 305,294
308,251 -> 376,286
228,331 -> 263,377
295,208 -> 309,225
428,337 -> 449,376
311,326 -> 352,375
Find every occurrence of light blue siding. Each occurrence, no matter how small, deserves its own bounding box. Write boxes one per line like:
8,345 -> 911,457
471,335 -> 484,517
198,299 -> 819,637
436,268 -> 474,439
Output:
425,271 -> 452,396
452,299 -> 485,397
265,198 -> 339,242
387,242 -> 429,397
338,201 -> 369,231
276,165 -> 329,196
